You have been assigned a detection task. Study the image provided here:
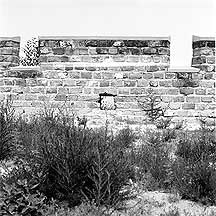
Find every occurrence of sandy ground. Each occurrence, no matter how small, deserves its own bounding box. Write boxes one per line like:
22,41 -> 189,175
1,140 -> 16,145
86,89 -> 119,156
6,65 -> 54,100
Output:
116,191 -> 216,216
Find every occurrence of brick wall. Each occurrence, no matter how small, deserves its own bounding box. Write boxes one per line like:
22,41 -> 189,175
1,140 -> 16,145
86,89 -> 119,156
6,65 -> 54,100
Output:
0,37 -> 20,68
192,35 -> 215,72
0,36 -> 215,129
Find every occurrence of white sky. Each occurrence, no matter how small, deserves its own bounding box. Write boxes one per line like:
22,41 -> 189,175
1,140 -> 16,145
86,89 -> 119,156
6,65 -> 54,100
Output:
0,0 -> 215,67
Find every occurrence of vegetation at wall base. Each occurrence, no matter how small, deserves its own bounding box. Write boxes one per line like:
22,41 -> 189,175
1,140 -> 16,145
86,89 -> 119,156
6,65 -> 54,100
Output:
0,99 -> 216,215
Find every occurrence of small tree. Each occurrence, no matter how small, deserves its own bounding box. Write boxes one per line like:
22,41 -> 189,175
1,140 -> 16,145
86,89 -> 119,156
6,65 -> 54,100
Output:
20,38 -> 39,66
138,88 -> 166,122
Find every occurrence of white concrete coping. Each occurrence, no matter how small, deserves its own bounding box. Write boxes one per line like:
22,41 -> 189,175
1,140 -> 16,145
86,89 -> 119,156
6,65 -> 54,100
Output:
9,66 -> 40,71
39,36 -> 171,41
193,35 -> 215,41
168,66 -> 200,73
0,36 -> 21,42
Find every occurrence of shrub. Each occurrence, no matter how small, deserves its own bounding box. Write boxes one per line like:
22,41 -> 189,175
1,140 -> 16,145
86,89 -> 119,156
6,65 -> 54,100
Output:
20,38 -> 39,66
131,118 -> 182,191
138,88 -> 166,122
0,178 -> 60,216
170,121 -> 216,205
0,98 -> 16,161
12,108 -> 134,208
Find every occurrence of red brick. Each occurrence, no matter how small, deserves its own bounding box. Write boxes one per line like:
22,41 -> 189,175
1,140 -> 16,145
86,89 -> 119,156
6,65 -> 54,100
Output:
195,88 -> 206,95
108,47 -> 118,55
207,57 -> 215,64
154,72 -> 164,79
192,56 -> 206,65
186,96 -> 200,103
113,56 -> 125,62
58,87 -> 69,94
76,80 -> 87,87
69,87 -> 83,94
207,89 -> 215,95
25,94 -> 38,101
165,72 -> 176,79
147,66 -> 159,72
159,80 -> 172,87
46,87 -> 57,94
166,88 -> 179,95
83,88 -> 92,94
53,47 -> 65,55
111,80 -> 123,87
180,88 -> 194,96
129,72 -> 142,79
130,88 -> 146,95
124,80 -> 136,87
93,72 -> 101,79
15,79 -> 26,87
81,56 -> 92,62
79,48 -> 88,55
120,66 -> 134,71
169,103 -> 181,110
96,47 -> 108,54
161,56 -> 170,63
100,81 -> 110,87
81,71 -> 92,79
173,96 -> 184,102
204,73 -> 214,80
143,73 -> 153,79
201,97 -> 213,103
69,71 -> 80,79
152,56 -> 161,63
102,72 -> 114,79
140,56 -> 152,63
149,81 -> 158,87
126,56 -> 139,62
63,79 -> 76,86
93,88 -> 117,95
161,96 -> 173,102
118,88 -> 130,95
89,48 -> 97,55
49,80 -> 62,86
55,94 -> 67,101
182,103 -> 195,110
29,87 -> 45,94
200,81 -> 215,88
137,80 -> 149,87
142,47 -> 157,54
85,66 -> 97,71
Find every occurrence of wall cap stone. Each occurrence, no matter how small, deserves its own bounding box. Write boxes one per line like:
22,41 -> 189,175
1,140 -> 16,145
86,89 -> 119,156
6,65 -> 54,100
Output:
169,67 -> 200,73
39,36 -> 171,41
0,36 -> 20,42
193,35 -> 215,41
9,66 -> 40,71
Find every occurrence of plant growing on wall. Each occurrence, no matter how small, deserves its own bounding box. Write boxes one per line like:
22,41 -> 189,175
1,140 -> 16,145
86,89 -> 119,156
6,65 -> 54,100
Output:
138,88 -> 166,122
20,38 -> 39,66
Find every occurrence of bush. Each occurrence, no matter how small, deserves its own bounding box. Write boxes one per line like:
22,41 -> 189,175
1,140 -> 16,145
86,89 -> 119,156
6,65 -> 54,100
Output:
131,118 -> 182,191
20,38 -> 39,66
0,178 -> 60,216
0,98 -> 16,161
170,121 -> 216,204
11,108 -> 134,209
